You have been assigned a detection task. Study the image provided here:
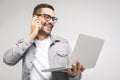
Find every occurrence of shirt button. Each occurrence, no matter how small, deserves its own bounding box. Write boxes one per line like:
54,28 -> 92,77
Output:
33,52 -> 35,54
29,41 -> 32,44
28,73 -> 30,75
22,49 -> 25,51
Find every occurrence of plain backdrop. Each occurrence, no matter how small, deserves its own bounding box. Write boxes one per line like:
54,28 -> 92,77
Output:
0,0 -> 120,80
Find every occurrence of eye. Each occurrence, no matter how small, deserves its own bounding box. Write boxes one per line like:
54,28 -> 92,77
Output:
44,14 -> 51,20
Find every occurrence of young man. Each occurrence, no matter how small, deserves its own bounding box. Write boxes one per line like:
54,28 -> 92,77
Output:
3,3 -> 85,80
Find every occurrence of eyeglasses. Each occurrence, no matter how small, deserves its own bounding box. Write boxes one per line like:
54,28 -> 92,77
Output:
36,14 -> 58,23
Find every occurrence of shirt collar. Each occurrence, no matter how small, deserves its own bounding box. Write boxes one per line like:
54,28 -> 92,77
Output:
33,34 -> 60,47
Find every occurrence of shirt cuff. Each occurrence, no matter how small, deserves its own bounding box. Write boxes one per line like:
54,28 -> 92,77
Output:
70,73 -> 82,80
25,37 -> 34,46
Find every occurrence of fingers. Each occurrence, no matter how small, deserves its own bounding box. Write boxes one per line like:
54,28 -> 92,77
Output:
66,63 -> 80,77
76,60 -> 86,72
30,16 -> 42,39
81,65 -> 86,72
76,60 -> 81,71
33,16 -> 42,29
72,64 -> 77,74
32,16 -> 41,29
61,60 -> 86,77
32,16 -> 40,24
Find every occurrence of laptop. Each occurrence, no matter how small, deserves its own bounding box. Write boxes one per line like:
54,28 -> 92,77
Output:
41,34 -> 104,72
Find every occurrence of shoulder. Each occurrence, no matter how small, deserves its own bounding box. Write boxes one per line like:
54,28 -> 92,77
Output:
50,35 -> 69,43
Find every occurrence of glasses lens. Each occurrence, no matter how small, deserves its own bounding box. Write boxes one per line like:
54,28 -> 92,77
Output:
52,17 -> 58,23
38,14 -> 58,23
44,14 -> 51,21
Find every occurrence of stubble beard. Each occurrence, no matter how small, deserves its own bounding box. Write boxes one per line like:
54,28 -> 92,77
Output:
38,22 -> 54,37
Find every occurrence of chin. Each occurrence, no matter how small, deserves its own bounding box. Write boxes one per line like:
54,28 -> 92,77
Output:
46,32 -> 51,35
45,29 -> 52,34
43,31 -> 51,35
39,28 -> 52,35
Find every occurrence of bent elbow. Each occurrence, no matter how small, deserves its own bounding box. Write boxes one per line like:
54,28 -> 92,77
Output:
3,56 -> 17,66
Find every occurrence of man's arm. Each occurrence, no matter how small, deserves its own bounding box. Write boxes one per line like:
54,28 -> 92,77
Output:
3,15 -> 41,66
65,42 -> 86,80
3,37 -> 34,66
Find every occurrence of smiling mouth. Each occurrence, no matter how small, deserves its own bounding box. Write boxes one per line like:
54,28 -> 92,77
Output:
46,26 -> 52,32
45,24 -> 53,29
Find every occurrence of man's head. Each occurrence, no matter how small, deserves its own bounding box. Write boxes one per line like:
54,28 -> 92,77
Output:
32,3 -> 57,36
33,3 -> 54,15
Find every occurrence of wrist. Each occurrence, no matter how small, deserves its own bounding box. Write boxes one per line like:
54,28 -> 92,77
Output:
29,34 -> 36,40
70,74 -> 78,78
70,73 -> 82,80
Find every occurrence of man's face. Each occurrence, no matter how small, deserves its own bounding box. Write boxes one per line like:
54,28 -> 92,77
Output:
37,8 -> 55,35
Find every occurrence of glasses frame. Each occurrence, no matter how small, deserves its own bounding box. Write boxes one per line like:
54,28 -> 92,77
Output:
36,14 -> 58,23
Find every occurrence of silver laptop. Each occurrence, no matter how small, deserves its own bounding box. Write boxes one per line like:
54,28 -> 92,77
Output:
41,34 -> 104,72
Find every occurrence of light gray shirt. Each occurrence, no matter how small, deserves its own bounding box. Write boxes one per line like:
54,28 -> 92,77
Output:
3,35 -> 82,80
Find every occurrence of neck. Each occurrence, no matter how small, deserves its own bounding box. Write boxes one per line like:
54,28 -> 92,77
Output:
37,34 -> 50,40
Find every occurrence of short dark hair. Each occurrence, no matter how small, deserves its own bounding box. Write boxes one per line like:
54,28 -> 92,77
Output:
32,3 -> 54,15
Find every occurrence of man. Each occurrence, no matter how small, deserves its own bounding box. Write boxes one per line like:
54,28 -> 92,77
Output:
3,3 -> 85,80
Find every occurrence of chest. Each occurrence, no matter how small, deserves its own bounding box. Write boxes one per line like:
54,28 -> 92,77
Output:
24,42 -> 69,70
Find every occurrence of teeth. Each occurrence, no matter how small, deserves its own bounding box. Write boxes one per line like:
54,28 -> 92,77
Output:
46,25 -> 51,28
45,25 -> 51,29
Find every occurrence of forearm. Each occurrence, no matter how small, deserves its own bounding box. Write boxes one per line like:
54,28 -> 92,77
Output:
3,37 -> 34,66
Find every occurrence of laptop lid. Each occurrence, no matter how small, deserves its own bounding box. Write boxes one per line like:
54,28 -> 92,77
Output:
42,34 -> 104,72
69,34 -> 104,69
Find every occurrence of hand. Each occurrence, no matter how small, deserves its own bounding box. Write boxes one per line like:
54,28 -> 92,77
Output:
61,60 -> 86,77
30,15 -> 42,39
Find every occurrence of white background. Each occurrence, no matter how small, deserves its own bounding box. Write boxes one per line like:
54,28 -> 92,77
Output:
0,0 -> 120,80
